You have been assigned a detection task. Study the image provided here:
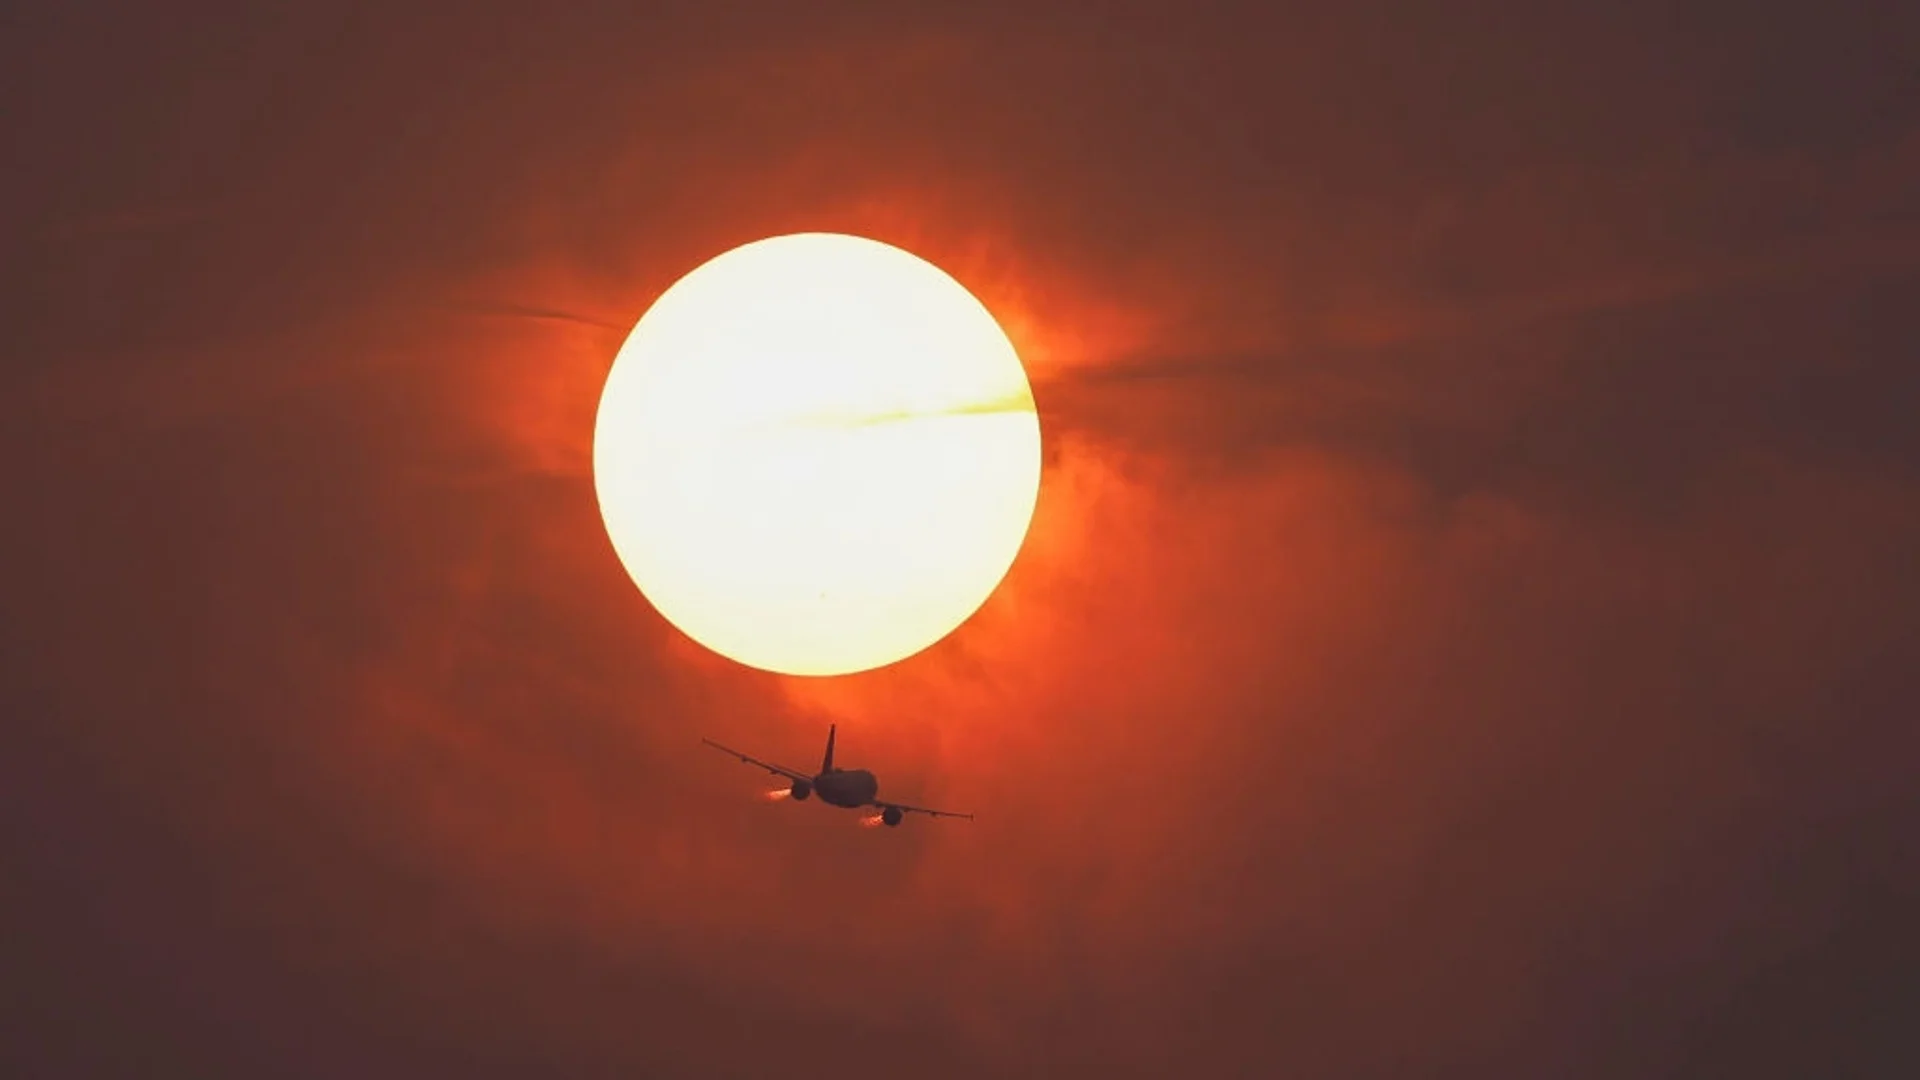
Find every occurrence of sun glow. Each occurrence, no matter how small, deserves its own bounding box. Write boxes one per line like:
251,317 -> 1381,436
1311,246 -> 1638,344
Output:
593,233 -> 1041,676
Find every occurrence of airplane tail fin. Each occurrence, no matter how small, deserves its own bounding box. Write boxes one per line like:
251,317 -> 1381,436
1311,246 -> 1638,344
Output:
821,724 -> 836,773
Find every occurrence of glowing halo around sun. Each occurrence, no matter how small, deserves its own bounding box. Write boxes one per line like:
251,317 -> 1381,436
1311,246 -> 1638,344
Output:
592,232 -> 1042,676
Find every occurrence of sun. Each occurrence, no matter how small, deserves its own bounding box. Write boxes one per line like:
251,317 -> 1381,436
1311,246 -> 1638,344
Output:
592,233 -> 1042,676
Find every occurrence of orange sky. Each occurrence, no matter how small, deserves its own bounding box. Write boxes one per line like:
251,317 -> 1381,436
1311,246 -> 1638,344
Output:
5,5 -> 1919,1077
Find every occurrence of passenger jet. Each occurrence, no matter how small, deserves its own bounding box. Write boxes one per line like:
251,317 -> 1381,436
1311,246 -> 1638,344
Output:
701,725 -> 972,827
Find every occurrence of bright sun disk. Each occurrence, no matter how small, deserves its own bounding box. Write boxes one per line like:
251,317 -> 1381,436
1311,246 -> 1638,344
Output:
592,232 -> 1042,676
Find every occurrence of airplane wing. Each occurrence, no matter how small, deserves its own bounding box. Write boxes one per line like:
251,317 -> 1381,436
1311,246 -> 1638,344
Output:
701,738 -> 812,783
871,799 -> 974,821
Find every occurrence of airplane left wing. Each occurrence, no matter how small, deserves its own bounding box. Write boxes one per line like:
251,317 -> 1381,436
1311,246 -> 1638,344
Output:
871,799 -> 974,821
701,738 -> 812,783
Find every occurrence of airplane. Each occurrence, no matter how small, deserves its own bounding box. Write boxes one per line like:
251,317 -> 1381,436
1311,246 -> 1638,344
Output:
701,724 -> 973,828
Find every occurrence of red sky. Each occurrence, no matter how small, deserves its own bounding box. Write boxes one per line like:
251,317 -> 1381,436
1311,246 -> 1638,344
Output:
5,5 -> 1918,1077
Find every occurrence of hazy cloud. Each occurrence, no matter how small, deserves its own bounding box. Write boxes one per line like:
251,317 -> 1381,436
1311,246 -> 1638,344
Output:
5,4 -> 1917,1078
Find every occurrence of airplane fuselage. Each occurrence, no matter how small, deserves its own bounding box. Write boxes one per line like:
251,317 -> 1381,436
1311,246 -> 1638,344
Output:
806,768 -> 878,809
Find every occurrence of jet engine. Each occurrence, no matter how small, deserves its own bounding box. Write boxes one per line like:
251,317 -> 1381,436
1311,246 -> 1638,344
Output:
881,806 -> 903,828
789,779 -> 812,801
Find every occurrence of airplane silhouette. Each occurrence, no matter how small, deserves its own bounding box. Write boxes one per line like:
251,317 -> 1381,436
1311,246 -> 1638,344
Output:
701,725 -> 972,827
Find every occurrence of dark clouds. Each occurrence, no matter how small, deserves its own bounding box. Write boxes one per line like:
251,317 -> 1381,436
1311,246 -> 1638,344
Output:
5,4 -> 1919,1078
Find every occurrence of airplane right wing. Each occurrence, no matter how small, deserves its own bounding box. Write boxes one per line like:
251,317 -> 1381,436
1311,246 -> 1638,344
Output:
872,799 -> 974,821
700,738 -> 812,783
